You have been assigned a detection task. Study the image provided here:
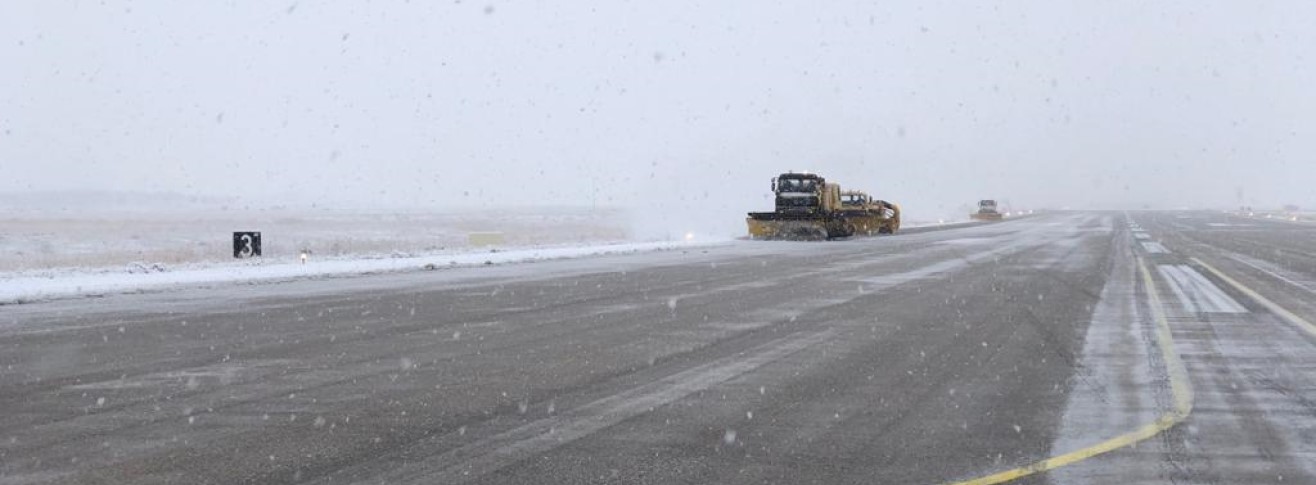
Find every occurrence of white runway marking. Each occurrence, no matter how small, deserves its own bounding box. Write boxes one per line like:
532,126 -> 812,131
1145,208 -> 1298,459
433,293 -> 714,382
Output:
1134,232 -> 1151,240
1157,265 -> 1248,314
1140,241 -> 1169,254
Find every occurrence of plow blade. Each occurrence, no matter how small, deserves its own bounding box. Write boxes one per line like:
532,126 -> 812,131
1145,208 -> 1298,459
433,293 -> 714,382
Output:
746,212 -> 853,240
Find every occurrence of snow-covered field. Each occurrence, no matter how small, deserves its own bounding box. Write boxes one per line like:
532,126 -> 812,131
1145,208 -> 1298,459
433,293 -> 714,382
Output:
0,208 -> 633,272
0,239 -> 730,305
0,196 -> 743,303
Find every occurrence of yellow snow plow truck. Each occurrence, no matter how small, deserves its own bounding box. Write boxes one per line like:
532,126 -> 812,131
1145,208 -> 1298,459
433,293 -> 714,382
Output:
840,191 -> 901,235
970,199 -> 1004,221
747,172 -> 855,240
748,172 -> 901,240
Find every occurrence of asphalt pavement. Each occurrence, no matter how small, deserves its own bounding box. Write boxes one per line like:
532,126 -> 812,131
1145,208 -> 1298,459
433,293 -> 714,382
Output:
1,211 -> 1312,484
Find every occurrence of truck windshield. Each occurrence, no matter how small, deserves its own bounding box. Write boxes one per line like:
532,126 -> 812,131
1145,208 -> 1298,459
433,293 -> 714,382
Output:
777,178 -> 819,193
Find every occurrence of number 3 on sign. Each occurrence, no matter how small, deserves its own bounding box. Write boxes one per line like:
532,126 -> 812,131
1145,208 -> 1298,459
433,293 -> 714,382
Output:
239,234 -> 254,257
233,232 -> 262,259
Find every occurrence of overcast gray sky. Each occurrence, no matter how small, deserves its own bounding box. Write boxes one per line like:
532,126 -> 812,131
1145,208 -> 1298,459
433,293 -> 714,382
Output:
3,1 -> 1314,233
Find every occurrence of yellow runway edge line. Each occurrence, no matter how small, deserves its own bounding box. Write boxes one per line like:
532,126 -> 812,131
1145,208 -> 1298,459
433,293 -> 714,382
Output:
1191,257 -> 1316,338
947,257 -> 1194,485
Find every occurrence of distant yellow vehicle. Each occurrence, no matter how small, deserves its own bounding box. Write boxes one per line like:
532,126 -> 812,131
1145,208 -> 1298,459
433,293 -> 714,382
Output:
971,200 -> 1004,221
839,191 -> 901,235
